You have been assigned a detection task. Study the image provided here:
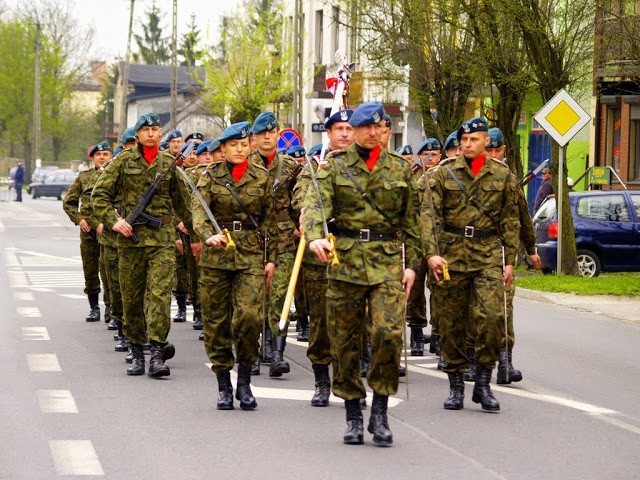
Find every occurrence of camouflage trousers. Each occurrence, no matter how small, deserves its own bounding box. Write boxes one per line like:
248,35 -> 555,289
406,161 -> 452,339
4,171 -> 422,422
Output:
118,246 -> 175,346
200,267 -> 263,372
303,263 -> 330,366
292,264 -> 309,322
504,277 -> 516,347
431,268 -> 504,374
100,244 -> 122,319
80,233 -> 103,297
268,251 -> 294,337
327,279 -> 404,400
406,260 -> 428,328
173,236 -> 201,313
426,276 -> 439,335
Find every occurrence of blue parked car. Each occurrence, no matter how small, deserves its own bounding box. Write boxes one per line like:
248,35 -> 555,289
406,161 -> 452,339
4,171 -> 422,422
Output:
533,190 -> 640,277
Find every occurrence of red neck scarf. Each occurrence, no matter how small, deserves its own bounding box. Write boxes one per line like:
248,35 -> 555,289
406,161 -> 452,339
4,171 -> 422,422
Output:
231,160 -> 249,182
365,145 -> 382,171
266,150 -> 276,167
469,154 -> 486,176
142,145 -> 159,165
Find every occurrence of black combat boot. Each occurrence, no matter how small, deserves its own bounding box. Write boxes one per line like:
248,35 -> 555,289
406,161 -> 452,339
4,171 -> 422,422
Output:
472,365 -> 500,412
260,327 -> 272,363
437,355 -> 446,370
85,293 -> 100,322
296,316 -> 309,342
125,347 -> 133,363
410,327 -> 424,356
368,393 -> 393,446
236,366 -> 257,410
148,343 -> 171,378
192,310 -> 203,330
443,373 -> 465,410
343,399 -> 364,445
162,342 -> 175,361
430,333 -> 440,355
198,332 -> 204,341
360,342 -> 372,377
463,347 -> 476,382
114,321 -> 129,352
497,348 -> 523,385
126,344 -> 145,375
269,336 -> 290,377
250,358 -> 260,376
216,371 -> 234,410
172,294 -> 187,322
311,364 -> 331,407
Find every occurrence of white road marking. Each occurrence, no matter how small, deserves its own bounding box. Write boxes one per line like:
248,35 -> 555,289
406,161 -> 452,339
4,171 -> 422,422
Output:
15,249 -> 83,263
14,291 -> 35,301
27,354 -> 61,372
37,390 -> 78,413
59,294 -> 87,300
17,307 -> 42,318
590,413 -> 640,436
49,440 -> 104,476
8,271 -> 28,288
30,287 -> 54,292
22,327 -> 50,341
26,271 -> 85,288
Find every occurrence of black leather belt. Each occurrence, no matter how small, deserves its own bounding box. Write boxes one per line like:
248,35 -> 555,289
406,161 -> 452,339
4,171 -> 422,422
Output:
331,226 -> 396,242
218,221 -> 257,231
444,224 -> 497,239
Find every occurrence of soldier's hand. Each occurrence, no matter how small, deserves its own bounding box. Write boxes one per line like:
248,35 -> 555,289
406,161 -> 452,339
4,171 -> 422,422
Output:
96,224 -> 104,235
78,219 -> 91,233
293,228 -> 301,238
177,221 -> 189,235
504,265 -> 514,286
113,218 -> 133,237
528,253 -> 541,270
175,239 -> 184,255
309,239 -> 332,263
205,234 -> 228,248
191,242 -> 202,261
427,255 -> 446,283
264,262 -> 276,288
402,268 -> 416,299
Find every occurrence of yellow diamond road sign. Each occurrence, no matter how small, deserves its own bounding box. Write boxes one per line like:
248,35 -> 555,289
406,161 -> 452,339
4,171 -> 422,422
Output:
534,89 -> 591,147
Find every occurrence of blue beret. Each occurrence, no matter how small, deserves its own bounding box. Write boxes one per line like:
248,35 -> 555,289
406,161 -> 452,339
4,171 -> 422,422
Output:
307,144 -> 323,157
120,127 -> 136,144
324,109 -> 353,129
395,144 -> 413,156
195,140 -> 212,156
159,141 -> 169,151
166,130 -> 182,141
443,131 -> 460,151
134,112 -> 161,131
184,132 -> 204,142
457,117 -> 489,141
251,112 -> 278,134
286,146 -> 307,159
277,147 -> 287,155
219,121 -> 252,143
349,102 -> 385,127
113,145 -> 123,157
418,138 -> 442,154
488,127 -> 504,148
89,141 -> 112,157
207,139 -> 221,153
180,141 -> 196,155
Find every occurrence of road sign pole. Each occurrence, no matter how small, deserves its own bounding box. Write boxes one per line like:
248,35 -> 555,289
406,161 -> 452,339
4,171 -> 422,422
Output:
556,145 -> 564,276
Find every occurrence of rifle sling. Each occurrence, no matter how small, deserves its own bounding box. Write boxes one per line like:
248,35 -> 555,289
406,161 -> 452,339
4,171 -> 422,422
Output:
217,179 -> 260,230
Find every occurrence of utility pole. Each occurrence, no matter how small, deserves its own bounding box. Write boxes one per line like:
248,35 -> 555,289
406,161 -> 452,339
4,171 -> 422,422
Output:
170,0 -> 178,130
31,21 -> 41,180
119,0 -> 135,137
292,0 -> 303,131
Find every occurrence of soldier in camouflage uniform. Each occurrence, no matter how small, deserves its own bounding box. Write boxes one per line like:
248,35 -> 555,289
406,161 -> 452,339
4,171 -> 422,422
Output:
304,102 -> 422,446
192,121 -> 279,411
422,117 -> 520,413
63,143 -> 110,322
249,111 -> 299,378
92,113 -> 193,378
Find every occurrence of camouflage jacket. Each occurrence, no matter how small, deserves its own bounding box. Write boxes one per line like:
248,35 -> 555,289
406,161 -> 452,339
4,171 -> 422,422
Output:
91,147 -> 193,248
250,151 -> 298,256
515,177 -> 536,255
62,168 -> 98,242
303,144 -> 423,286
291,159 -> 324,267
79,166 -> 118,247
193,160 -> 278,273
421,154 -> 520,271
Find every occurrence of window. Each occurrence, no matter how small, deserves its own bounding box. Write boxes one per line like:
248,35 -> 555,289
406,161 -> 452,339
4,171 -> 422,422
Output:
315,10 -> 324,64
331,7 -> 340,55
605,107 -> 622,171
577,194 -> 631,222
631,194 -> 640,217
630,116 -> 640,181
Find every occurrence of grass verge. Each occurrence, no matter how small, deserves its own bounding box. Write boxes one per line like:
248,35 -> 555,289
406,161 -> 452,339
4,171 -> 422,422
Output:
516,271 -> 640,296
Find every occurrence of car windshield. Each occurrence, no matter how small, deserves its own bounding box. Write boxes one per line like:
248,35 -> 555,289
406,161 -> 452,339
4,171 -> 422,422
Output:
533,198 -> 556,222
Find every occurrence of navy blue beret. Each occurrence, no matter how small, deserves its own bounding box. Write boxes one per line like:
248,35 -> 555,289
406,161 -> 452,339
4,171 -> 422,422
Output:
207,139 -> 221,153
457,117 -> 489,141
195,140 -> 212,156
488,127 -> 504,148
219,121 -> 252,143
159,141 -> 169,151
134,112 -> 161,131
324,109 -> 353,129
89,141 -> 112,157
395,144 -> 413,156
443,131 -> 460,151
349,102 -> 385,127
251,112 -> 278,134
113,145 -> 123,157
418,138 -> 442,154
286,146 -> 307,159
180,141 -> 196,155
184,132 -> 204,142
120,127 -> 136,144
166,130 -> 182,141
307,144 -> 323,157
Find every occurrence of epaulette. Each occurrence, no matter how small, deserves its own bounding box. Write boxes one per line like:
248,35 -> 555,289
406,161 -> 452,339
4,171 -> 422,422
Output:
489,157 -> 508,168
386,149 -> 406,162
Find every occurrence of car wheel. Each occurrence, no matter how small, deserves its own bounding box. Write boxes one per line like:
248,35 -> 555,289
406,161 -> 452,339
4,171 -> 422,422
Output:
32,190 -> 39,199
576,249 -> 601,278
58,189 -> 68,201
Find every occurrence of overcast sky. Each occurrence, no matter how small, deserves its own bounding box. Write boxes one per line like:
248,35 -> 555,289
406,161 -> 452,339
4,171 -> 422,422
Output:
5,0 -> 241,62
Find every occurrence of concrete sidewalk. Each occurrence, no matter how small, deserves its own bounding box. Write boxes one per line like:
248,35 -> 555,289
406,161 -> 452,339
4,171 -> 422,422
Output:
516,287 -> 640,325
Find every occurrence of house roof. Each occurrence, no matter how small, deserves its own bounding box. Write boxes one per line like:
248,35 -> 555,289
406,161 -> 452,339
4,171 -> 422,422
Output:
119,62 -> 204,101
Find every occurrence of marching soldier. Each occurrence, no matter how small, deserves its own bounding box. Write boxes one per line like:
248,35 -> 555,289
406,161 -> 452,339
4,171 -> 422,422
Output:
193,121 -> 278,410
166,130 -> 183,158
442,131 -> 461,159
185,132 -> 204,145
379,113 -> 393,150
92,112 -> 193,378
395,144 -> 414,163
422,117 -> 520,412
304,102 -> 422,446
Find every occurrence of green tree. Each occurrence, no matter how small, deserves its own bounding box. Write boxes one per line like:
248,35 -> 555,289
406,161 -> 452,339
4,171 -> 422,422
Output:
179,13 -> 204,66
133,1 -> 170,65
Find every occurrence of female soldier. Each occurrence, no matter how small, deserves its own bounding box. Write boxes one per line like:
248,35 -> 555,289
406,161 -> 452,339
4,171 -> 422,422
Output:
193,122 -> 278,411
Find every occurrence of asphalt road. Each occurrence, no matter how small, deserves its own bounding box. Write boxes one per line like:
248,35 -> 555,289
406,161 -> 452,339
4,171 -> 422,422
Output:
1,195 -> 639,480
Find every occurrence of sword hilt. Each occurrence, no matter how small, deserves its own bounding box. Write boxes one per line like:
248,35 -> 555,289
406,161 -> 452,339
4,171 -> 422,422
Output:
222,228 -> 235,251
436,259 -> 450,285
327,233 -> 339,267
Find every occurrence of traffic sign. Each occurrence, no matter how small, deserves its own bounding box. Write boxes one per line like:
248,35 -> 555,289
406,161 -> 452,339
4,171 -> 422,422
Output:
534,89 -> 591,147
277,128 -> 303,151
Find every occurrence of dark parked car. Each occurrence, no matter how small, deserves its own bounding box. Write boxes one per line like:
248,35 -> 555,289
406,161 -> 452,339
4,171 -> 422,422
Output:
533,190 -> 640,277
29,170 -> 77,200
